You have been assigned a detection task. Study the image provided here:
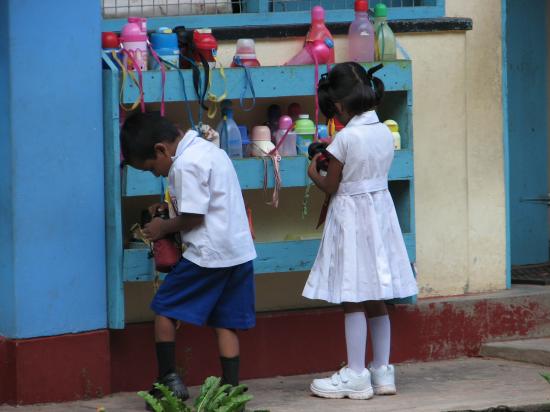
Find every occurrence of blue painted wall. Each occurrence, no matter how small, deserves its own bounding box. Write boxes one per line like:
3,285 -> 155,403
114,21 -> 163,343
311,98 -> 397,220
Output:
0,2 -> 16,336
506,0 -> 549,266
0,0 -> 106,338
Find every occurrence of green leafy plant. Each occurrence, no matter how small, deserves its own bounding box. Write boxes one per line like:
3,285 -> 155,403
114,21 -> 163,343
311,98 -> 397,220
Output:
138,376 -> 254,412
541,372 -> 550,384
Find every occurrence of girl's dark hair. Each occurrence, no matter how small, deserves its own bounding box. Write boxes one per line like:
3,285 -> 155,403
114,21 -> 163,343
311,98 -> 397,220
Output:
318,62 -> 385,119
120,112 -> 179,163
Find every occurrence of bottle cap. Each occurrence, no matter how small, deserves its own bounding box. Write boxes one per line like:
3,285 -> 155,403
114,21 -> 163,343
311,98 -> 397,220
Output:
278,115 -> 293,131
324,38 -> 334,49
355,0 -> 368,12
312,5 -> 325,21
102,32 -> 119,49
374,3 -> 388,17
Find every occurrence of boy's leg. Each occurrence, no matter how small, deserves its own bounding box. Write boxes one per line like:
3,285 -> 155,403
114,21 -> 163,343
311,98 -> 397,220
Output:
155,315 -> 177,377
215,328 -> 240,386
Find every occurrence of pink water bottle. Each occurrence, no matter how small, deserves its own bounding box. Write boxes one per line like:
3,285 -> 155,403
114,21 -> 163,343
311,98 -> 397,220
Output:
348,0 -> 375,63
307,6 -> 335,64
121,17 -> 148,71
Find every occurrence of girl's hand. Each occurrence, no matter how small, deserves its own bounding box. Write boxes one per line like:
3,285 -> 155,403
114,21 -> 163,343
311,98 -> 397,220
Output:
143,217 -> 166,241
308,153 -> 322,179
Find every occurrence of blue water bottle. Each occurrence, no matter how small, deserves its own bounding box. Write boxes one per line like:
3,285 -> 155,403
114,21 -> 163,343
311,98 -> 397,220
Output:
150,27 -> 180,70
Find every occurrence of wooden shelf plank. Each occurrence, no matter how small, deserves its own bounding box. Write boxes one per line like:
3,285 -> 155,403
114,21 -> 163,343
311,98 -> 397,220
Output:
122,234 -> 415,282
121,61 -> 412,104
123,149 -> 413,197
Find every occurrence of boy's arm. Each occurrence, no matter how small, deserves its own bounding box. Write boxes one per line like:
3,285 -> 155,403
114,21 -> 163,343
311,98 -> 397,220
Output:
143,214 -> 204,241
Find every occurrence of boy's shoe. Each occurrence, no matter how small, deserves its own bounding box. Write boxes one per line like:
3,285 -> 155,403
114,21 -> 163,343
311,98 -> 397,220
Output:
145,372 -> 189,411
310,367 -> 374,400
368,364 -> 397,395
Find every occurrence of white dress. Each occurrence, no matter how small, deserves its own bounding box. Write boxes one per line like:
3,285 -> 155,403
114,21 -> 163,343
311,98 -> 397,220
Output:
302,111 -> 418,303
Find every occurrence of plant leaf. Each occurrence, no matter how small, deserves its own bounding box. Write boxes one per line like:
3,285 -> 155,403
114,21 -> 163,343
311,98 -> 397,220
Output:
541,372 -> 550,384
155,383 -> 190,412
196,376 -> 222,412
138,390 -> 165,412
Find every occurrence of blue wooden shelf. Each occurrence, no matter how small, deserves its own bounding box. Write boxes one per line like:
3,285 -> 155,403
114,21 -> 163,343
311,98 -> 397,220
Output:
123,149 -> 413,197
123,233 -> 416,282
121,61 -> 412,104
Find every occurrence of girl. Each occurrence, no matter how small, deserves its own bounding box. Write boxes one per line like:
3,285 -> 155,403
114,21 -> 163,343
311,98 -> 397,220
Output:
303,62 -> 418,400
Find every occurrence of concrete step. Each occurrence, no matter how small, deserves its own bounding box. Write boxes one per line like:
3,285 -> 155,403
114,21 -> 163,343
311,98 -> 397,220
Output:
481,337 -> 550,366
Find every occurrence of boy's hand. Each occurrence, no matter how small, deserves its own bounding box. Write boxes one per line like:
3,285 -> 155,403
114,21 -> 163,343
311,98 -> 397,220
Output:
148,202 -> 168,217
143,217 -> 166,241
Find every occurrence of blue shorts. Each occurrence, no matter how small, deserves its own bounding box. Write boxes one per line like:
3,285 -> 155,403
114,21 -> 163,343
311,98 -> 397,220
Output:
150,258 -> 256,330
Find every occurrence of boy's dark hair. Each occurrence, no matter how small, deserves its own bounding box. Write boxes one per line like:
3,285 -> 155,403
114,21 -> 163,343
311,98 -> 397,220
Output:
120,112 -> 180,163
318,62 -> 385,119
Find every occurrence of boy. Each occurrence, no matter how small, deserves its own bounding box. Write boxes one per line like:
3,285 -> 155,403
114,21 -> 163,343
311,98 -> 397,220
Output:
120,112 -> 256,403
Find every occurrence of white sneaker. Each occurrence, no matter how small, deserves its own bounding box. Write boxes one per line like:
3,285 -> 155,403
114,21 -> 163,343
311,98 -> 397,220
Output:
369,364 -> 397,395
310,367 -> 374,400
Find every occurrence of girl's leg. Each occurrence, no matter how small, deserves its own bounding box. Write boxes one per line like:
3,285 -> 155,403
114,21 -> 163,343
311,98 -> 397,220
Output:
364,301 -> 391,368
215,328 -> 240,386
155,315 -> 177,377
343,302 -> 367,374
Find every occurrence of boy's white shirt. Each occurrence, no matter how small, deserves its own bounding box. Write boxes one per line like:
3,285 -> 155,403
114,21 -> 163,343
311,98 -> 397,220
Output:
167,130 -> 257,268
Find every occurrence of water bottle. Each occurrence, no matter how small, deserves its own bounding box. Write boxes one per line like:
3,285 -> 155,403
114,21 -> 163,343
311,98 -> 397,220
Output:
295,114 -> 316,155
150,27 -> 180,70
217,109 -> 242,158
374,3 -> 397,61
274,115 -> 297,157
307,6 -> 335,64
384,119 -> 401,150
348,0 -> 375,63
231,39 -> 261,67
121,17 -> 148,71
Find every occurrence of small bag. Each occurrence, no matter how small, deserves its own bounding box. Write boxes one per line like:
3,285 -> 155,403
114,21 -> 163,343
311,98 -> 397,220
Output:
133,206 -> 182,273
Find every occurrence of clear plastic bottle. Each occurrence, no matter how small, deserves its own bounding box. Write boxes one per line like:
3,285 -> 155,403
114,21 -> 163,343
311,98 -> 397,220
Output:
217,108 -> 242,158
348,0 -> 375,63
374,3 -> 396,61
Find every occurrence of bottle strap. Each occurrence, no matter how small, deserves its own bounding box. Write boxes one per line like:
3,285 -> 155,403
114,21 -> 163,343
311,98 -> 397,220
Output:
120,49 -> 146,113
232,56 -> 257,112
111,50 -> 142,112
161,59 -> 196,130
270,123 -> 295,154
147,42 -> 166,116
207,51 -> 227,119
261,154 -> 282,208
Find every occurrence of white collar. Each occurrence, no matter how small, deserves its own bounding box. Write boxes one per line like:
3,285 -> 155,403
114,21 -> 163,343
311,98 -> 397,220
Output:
171,129 -> 199,161
346,111 -> 380,128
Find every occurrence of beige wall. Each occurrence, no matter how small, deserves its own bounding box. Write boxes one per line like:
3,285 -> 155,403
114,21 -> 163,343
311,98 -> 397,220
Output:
124,0 -> 507,322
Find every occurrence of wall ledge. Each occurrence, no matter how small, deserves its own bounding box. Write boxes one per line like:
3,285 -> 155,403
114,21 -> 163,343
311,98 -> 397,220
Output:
214,17 -> 473,41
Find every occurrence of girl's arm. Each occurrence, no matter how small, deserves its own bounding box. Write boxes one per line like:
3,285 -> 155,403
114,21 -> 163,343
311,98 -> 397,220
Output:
308,153 -> 344,195
143,213 -> 204,241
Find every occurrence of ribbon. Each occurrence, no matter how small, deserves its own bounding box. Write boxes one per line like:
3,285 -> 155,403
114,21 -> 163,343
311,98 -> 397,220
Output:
206,51 -> 227,119
232,56 -> 257,112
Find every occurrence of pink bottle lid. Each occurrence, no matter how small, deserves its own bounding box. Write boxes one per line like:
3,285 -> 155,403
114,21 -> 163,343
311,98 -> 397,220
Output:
120,22 -> 147,42
311,5 -> 325,22
278,115 -> 293,131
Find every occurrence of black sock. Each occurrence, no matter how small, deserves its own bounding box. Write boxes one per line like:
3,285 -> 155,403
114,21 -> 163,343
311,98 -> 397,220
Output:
156,342 -> 176,378
220,356 -> 240,386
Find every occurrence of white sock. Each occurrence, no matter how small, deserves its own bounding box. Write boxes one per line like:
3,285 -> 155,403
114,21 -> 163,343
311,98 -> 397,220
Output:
369,315 -> 391,368
345,312 -> 367,374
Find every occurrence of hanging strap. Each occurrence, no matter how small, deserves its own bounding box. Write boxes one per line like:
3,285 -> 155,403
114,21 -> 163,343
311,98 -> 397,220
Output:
121,49 -> 146,113
232,56 -> 256,112
305,43 -> 331,142
161,59 -> 196,130
376,22 -> 386,61
206,52 -> 227,119
147,43 -> 167,116
111,50 -> 142,112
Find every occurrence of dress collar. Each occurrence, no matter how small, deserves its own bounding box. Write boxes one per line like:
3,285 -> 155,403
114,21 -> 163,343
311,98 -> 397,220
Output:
346,110 -> 380,128
172,129 -> 199,161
